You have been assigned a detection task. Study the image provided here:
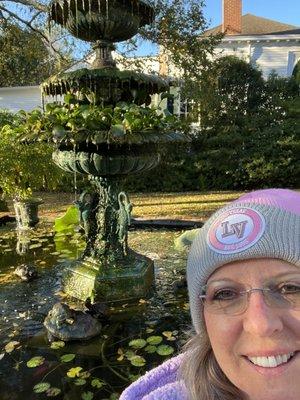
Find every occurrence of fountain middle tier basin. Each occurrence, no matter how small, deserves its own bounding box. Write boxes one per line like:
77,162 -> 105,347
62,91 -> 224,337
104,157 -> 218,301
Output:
42,68 -> 169,105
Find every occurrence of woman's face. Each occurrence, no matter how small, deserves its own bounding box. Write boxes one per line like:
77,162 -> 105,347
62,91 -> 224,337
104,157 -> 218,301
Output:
204,258 -> 300,400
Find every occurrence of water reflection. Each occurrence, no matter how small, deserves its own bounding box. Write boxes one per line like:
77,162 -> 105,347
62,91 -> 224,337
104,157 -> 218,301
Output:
0,224 -> 189,399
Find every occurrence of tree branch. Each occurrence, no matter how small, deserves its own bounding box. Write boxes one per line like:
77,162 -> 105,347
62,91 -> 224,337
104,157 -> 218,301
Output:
3,0 -> 48,12
0,4 -> 67,61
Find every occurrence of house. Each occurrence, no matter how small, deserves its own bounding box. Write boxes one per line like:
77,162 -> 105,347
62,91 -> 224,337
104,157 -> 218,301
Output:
160,0 -> 300,80
0,86 -> 42,112
208,0 -> 300,79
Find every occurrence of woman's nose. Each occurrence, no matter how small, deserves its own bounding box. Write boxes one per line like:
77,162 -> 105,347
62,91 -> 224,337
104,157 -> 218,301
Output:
242,291 -> 283,336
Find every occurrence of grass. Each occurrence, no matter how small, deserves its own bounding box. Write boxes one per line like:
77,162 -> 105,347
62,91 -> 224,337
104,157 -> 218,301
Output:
1,190 -> 246,223
130,191 -> 246,220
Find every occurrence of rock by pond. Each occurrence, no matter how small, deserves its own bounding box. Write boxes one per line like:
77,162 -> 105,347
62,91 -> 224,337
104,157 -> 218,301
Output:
44,302 -> 102,341
14,263 -> 38,282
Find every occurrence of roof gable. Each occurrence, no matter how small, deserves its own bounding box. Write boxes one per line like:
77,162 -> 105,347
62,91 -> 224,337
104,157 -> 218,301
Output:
205,14 -> 300,36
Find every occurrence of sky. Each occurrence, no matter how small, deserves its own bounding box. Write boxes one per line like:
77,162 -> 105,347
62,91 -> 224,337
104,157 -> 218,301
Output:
204,0 -> 300,28
133,0 -> 300,56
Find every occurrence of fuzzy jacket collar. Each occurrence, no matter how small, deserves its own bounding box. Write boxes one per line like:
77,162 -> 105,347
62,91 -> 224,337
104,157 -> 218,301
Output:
119,354 -> 188,400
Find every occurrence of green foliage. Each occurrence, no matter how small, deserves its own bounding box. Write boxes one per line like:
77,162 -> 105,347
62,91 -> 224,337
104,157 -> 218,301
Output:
0,22 -> 67,86
17,100 -> 186,145
141,0 -> 222,96
292,60 -> 300,85
125,59 -> 300,191
54,205 -> 80,232
194,63 -> 300,190
0,110 -> 22,128
0,117 -> 62,199
200,56 -> 266,127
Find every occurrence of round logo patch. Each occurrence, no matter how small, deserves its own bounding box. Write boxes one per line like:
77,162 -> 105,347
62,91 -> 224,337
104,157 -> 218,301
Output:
207,207 -> 265,254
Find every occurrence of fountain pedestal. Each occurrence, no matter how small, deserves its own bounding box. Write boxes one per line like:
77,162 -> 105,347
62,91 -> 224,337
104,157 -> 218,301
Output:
63,251 -> 154,302
53,150 -> 159,302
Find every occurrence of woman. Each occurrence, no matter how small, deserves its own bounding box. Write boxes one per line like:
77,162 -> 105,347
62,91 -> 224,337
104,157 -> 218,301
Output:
120,188 -> 300,400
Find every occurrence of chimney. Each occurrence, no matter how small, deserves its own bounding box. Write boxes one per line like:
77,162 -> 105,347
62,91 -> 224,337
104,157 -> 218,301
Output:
222,0 -> 242,35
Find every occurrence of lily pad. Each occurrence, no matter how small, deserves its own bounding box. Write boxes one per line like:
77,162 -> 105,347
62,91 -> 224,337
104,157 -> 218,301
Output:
91,378 -> 104,389
50,341 -> 65,350
156,345 -> 174,356
130,355 -> 146,367
129,339 -> 147,349
4,341 -> 20,353
33,382 -> 51,393
146,336 -> 163,345
27,356 -> 45,368
60,353 -> 76,363
74,378 -> 86,386
144,345 -> 157,353
46,387 -> 61,397
81,391 -> 94,400
67,366 -> 83,378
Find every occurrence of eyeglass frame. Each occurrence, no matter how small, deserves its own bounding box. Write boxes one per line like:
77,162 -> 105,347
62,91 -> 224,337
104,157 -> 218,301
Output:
199,279 -> 300,315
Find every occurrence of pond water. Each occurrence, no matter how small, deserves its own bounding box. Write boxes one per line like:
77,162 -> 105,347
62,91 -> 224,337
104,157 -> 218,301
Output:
0,223 -> 190,400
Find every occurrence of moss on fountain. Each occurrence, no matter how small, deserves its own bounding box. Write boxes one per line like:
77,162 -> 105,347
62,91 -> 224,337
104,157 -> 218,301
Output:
41,68 -> 169,102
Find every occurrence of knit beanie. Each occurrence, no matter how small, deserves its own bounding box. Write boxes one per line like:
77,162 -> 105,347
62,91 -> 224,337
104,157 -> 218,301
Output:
187,188 -> 300,333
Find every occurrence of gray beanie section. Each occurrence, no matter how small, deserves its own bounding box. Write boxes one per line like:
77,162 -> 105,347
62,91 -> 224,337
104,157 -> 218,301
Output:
187,201 -> 300,333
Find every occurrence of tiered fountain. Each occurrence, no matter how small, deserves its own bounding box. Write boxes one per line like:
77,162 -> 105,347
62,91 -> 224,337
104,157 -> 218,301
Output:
41,0 -> 183,304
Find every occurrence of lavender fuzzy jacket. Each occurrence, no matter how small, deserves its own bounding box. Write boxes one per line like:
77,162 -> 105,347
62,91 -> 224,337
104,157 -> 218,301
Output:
119,354 -> 188,400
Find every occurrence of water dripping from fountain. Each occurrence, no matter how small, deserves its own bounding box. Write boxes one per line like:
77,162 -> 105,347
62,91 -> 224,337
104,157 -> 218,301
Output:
41,92 -> 45,112
62,0 -> 66,29
73,145 -> 78,203
75,0 -> 79,38
89,74 -> 92,98
108,77 -> 111,101
97,0 -> 101,19
88,0 -> 92,40
105,0 -> 109,20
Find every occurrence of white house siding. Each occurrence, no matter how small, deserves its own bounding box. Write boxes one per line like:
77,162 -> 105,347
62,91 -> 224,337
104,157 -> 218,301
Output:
214,35 -> 300,79
251,42 -> 300,78
0,86 -> 42,112
215,42 -> 251,62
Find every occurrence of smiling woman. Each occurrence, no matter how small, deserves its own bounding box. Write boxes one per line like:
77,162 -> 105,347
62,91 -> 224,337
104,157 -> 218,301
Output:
120,188 -> 300,400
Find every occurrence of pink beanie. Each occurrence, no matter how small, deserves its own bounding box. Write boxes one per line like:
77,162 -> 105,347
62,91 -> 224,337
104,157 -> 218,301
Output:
187,188 -> 300,333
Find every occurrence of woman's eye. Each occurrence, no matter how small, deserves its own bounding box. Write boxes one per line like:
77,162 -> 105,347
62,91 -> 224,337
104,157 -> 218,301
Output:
279,283 -> 300,294
213,289 -> 238,301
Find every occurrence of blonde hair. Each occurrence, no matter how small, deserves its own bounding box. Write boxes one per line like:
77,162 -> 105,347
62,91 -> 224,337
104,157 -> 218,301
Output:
179,329 -> 245,400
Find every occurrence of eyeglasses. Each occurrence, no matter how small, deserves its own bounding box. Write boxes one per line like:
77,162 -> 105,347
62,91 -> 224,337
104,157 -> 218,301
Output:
200,275 -> 300,315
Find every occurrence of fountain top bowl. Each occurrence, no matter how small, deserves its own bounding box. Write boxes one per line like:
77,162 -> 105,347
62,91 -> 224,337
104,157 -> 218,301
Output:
49,0 -> 155,43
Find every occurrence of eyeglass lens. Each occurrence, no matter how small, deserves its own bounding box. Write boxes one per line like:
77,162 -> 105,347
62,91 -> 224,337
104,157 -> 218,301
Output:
201,277 -> 300,315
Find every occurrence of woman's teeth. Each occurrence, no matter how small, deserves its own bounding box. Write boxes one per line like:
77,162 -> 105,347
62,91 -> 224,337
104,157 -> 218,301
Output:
247,352 -> 295,368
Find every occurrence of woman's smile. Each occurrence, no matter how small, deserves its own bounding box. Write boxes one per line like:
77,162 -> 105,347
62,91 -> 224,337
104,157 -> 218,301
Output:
205,259 -> 300,399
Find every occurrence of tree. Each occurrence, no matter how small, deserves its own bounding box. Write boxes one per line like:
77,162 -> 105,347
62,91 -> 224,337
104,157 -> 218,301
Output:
193,58 -> 300,190
0,21 -> 66,86
0,0 -> 72,61
293,59 -> 300,84
140,0 -> 222,120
